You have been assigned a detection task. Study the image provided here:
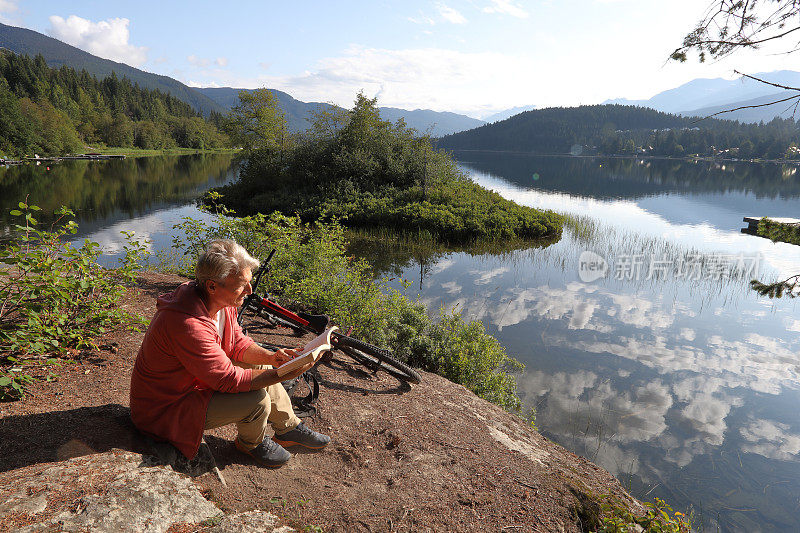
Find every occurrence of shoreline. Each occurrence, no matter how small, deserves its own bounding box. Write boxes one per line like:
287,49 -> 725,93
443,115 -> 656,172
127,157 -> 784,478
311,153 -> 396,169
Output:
1,147 -> 239,165
447,148 -> 800,165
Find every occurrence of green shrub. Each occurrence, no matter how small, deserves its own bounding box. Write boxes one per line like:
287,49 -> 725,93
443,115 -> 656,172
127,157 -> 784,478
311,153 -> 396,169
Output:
757,217 -> 800,246
423,309 -> 524,411
599,497 -> 691,533
0,201 -> 148,399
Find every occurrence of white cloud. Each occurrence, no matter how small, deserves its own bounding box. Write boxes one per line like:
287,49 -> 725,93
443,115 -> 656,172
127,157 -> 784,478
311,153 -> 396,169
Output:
430,257 -> 456,275
187,54 -> 210,67
189,55 -> 228,68
151,56 -> 168,65
437,3 -> 467,24
519,370 -> 673,475
482,0 -> 529,18
187,80 -> 219,88
47,15 -> 147,67
0,0 -> 18,23
408,13 -> 435,25
740,419 -> 800,461
441,280 -> 462,295
249,45 -> 537,116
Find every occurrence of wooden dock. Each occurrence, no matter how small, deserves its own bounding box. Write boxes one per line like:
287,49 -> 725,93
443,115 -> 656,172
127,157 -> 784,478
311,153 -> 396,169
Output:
742,216 -> 800,236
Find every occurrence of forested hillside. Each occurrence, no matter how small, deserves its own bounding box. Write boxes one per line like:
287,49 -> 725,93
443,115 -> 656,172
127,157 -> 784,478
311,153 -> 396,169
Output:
437,104 -> 800,159
0,51 -> 228,158
0,22 -> 223,115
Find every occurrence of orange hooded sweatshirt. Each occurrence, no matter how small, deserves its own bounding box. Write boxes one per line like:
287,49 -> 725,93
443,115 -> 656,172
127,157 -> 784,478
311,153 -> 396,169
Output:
130,281 -> 254,459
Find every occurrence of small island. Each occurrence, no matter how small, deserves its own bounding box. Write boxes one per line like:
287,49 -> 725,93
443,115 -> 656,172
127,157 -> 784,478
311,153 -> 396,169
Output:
213,93 -> 563,245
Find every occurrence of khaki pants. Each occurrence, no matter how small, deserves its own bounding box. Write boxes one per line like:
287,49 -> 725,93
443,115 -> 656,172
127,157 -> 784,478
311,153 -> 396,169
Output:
204,363 -> 301,451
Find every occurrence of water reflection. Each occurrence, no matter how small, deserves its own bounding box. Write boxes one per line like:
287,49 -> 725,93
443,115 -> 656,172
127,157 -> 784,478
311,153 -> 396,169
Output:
0,154 -> 235,235
456,152 -> 800,200
377,153 -> 800,532
0,154 -> 237,262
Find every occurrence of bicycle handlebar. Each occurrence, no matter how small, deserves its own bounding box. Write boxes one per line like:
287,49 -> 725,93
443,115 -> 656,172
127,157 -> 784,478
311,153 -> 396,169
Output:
250,248 -> 276,295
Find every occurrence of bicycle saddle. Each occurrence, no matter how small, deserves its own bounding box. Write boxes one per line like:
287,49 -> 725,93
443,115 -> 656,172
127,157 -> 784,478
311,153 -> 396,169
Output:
298,311 -> 330,333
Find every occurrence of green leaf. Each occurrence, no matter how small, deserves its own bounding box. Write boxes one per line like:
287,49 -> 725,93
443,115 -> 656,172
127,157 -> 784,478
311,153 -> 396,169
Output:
9,209 -> 22,216
18,202 -> 27,209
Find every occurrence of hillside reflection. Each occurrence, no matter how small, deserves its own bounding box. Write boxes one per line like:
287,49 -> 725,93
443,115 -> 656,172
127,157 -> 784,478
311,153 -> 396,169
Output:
0,154 -> 236,232
454,151 -> 800,200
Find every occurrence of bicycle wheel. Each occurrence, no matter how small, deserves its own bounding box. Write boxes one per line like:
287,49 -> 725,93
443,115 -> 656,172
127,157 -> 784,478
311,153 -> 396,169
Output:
334,335 -> 421,384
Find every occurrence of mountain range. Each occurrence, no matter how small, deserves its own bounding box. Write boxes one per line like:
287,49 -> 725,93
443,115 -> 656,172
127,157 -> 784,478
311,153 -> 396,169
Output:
3,20 -> 799,136
0,21 -> 485,136
604,70 -> 800,123
196,88 -> 485,136
482,105 -> 537,123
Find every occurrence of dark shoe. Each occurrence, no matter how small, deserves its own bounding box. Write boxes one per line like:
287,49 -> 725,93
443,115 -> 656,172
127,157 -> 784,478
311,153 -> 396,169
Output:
235,437 -> 291,468
273,423 -> 330,449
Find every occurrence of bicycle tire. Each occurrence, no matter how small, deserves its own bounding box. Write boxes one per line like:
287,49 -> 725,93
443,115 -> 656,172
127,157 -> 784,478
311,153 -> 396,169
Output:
335,335 -> 421,384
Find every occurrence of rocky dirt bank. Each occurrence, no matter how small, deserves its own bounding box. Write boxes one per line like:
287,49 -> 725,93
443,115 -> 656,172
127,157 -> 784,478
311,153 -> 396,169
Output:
0,272 -> 644,532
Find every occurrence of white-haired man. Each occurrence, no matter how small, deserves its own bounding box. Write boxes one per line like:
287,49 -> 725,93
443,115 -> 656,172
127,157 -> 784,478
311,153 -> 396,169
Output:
130,239 -> 329,468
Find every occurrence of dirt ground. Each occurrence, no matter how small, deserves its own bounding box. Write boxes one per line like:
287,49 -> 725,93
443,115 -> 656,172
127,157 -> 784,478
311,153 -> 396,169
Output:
0,272 -> 644,532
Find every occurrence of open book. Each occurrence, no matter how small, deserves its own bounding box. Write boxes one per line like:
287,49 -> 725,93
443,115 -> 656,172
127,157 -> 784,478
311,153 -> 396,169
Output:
276,326 -> 338,377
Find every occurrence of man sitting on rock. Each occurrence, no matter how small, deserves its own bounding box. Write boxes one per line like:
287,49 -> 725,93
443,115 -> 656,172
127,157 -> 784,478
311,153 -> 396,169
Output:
130,239 -> 330,468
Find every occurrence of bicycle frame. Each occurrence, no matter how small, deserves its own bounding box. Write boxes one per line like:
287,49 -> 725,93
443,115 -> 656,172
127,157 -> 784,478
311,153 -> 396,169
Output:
238,250 -> 332,336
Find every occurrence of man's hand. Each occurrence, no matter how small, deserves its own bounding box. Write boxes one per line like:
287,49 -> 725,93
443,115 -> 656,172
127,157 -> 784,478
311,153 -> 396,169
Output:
280,358 -> 315,381
249,358 -> 315,390
270,348 -> 299,367
240,342 -> 302,366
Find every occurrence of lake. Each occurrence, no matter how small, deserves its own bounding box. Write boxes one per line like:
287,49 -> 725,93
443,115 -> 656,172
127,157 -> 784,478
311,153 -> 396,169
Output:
0,153 -> 237,263
2,152 -> 799,531
405,152 -> 800,533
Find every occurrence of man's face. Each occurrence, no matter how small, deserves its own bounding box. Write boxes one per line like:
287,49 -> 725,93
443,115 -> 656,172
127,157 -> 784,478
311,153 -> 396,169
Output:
214,267 -> 253,308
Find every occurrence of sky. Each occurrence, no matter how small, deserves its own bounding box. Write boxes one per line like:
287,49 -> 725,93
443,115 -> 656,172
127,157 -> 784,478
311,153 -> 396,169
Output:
1,1 -> 799,119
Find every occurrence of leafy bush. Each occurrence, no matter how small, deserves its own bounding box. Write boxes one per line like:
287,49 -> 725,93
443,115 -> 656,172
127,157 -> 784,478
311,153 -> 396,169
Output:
162,206 -> 527,411
757,217 -> 800,246
599,497 -> 691,533
0,201 -> 147,399
424,309 -> 523,410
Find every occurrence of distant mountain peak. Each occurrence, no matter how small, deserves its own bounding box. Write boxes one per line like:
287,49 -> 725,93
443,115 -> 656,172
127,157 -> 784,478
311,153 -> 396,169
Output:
606,70 -> 800,117
482,105 -> 538,123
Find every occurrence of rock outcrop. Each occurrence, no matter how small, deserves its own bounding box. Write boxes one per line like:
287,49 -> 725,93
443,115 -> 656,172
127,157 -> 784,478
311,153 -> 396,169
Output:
0,450 -> 290,532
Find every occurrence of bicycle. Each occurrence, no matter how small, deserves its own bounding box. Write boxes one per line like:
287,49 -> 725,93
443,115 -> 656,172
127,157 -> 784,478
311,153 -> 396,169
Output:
237,250 -> 421,385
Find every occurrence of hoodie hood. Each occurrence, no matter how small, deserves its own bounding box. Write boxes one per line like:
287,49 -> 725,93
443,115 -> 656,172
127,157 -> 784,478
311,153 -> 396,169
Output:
157,281 -> 213,321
